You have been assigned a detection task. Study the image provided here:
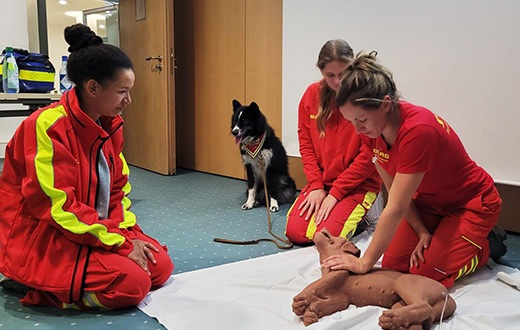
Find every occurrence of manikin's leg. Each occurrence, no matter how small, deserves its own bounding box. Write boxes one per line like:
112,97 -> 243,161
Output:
292,270 -> 351,326
378,274 -> 456,330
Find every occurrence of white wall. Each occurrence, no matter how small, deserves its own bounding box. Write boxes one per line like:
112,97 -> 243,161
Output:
48,18 -> 79,90
282,0 -> 520,185
26,0 -> 39,52
0,0 -> 29,51
0,0 -> 29,158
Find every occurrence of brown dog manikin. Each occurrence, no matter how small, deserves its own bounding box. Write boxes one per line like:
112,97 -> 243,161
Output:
292,229 -> 456,329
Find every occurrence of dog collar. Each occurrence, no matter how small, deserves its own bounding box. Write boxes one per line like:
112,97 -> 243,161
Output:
241,131 -> 266,158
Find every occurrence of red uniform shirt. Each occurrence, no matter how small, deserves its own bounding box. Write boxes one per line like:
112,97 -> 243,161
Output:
363,101 -> 494,214
298,82 -> 381,199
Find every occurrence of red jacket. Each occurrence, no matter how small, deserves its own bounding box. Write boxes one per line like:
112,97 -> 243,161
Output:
0,89 -> 140,303
298,82 -> 381,199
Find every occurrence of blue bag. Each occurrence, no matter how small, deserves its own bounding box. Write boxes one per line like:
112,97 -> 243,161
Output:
1,48 -> 55,93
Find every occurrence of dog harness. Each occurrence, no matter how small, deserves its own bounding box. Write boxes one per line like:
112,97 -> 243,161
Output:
241,131 -> 266,158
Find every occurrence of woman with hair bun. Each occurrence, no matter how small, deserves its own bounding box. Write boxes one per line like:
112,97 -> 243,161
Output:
322,51 -> 502,288
0,23 -> 174,309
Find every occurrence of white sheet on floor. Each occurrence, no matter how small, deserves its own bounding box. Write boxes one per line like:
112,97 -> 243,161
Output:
138,232 -> 520,330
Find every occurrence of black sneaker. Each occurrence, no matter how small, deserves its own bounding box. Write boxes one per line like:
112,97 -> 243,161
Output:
488,224 -> 507,262
0,276 -> 30,294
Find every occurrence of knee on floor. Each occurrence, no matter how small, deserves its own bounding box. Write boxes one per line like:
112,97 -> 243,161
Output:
151,258 -> 174,289
285,229 -> 312,245
107,270 -> 153,309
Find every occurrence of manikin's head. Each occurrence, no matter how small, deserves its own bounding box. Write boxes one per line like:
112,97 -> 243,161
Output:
314,228 -> 361,262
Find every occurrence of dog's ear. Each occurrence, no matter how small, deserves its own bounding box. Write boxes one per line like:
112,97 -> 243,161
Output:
232,99 -> 242,111
249,102 -> 259,111
341,241 -> 361,258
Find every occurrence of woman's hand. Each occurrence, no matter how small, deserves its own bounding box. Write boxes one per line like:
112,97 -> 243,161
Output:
410,232 -> 432,269
321,254 -> 372,274
298,189 -> 326,221
127,239 -> 159,274
314,194 -> 338,225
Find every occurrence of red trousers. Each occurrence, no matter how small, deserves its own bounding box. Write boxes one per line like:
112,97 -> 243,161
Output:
285,185 -> 378,245
382,186 -> 501,288
21,230 -> 174,309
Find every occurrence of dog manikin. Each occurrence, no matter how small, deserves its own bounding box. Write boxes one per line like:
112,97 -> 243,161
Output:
292,228 -> 456,328
231,99 -> 297,212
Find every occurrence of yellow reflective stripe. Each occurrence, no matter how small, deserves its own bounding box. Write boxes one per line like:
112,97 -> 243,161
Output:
62,302 -> 81,310
301,190 -> 378,240
339,204 -> 364,240
456,266 -> 467,280
19,69 -> 54,82
305,214 -> 317,240
339,191 -> 376,239
362,191 -> 377,209
118,153 -> 136,229
35,106 -> 125,246
456,255 -> 480,280
82,292 -> 106,309
461,236 -> 482,249
468,255 -> 479,274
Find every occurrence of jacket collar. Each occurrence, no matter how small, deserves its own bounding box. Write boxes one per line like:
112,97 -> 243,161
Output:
61,88 -> 124,143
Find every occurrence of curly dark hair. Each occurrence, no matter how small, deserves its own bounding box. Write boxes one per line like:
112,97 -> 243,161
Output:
64,23 -> 133,89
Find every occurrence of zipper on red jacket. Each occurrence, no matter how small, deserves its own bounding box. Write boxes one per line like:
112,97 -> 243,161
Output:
93,138 -> 108,215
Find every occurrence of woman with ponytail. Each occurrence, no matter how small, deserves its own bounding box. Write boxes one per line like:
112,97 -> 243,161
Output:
322,51 -> 502,288
285,40 -> 382,245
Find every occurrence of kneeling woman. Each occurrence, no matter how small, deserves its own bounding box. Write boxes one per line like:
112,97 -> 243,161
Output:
0,23 -> 174,309
322,51 -> 501,288
285,40 -> 382,245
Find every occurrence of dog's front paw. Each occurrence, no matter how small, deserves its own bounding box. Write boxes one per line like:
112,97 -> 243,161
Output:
269,198 -> 279,213
241,202 -> 254,210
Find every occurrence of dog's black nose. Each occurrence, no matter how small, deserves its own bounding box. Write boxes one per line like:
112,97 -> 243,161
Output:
231,128 -> 239,136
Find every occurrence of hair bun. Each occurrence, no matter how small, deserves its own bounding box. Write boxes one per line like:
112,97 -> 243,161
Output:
64,23 -> 103,52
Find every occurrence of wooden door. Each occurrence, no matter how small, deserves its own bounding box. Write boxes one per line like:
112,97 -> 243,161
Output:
175,0 -> 246,178
174,0 -> 282,179
119,0 -> 176,175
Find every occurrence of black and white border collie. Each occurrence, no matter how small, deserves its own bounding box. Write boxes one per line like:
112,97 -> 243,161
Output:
231,99 -> 297,212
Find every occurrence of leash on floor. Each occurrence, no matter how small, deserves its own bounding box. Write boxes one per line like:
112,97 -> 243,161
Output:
213,158 -> 293,250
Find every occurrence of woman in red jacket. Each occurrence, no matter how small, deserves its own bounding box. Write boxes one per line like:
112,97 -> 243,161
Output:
323,51 -> 502,288
0,24 -> 173,309
285,40 -> 382,245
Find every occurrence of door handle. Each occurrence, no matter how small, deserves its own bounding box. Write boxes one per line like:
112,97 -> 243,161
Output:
145,55 -> 163,72
145,55 -> 162,62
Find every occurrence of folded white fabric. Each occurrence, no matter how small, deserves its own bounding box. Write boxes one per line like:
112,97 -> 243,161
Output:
497,271 -> 520,290
138,232 -> 520,330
